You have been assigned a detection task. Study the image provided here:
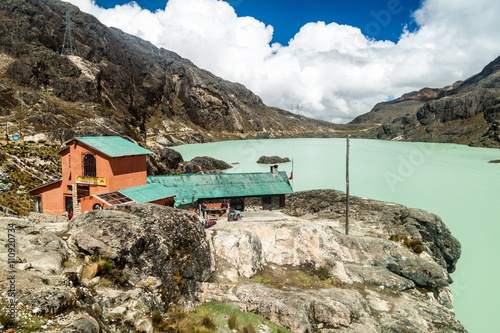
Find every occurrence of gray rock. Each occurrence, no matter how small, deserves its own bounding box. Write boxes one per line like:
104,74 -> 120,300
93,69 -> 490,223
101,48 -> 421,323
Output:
285,189 -> 461,273
0,182 -> 12,193
0,217 -> 68,274
69,203 -> 212,304
20,290 -> 76,315
386,255 -> 450,290
183,156 -> 231,174
60,317 -> 99,333
257,156 -> 291,164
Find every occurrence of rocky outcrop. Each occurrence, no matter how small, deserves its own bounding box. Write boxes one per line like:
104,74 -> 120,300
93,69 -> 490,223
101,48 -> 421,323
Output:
147,147 -> 184,175
257,156 -> 291,164
182,156 -> 232,174
0,198 -> 465,332
0,217 -> 68,274
286,190 -> 461,273
68,204 -> 212,304
206,214 -> 464,332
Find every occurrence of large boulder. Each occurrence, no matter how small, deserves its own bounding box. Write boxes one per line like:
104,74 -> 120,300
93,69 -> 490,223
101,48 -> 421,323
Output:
183,156 -> 231,174
68,204 -> 212,304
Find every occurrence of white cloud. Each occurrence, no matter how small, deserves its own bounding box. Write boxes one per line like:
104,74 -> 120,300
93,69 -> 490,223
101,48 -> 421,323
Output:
67,0 -> 500,123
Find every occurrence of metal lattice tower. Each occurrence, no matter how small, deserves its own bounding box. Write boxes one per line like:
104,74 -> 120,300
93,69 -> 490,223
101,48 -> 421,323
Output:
61,10 -> 76,56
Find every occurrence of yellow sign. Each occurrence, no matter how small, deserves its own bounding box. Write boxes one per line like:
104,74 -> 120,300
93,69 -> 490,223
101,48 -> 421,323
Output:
76,176 -> 107,186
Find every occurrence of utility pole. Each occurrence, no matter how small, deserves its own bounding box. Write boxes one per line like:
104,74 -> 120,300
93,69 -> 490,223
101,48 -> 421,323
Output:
346,135 -> 350,235
290,159 -> 294,215
61,10 -> 76,56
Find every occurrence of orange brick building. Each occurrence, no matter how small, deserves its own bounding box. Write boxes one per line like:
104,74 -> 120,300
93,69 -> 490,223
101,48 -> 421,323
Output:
29,137 -> 175,215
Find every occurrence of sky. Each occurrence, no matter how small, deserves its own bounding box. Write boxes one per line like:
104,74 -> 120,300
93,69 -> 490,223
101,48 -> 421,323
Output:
66,0 -> 500,123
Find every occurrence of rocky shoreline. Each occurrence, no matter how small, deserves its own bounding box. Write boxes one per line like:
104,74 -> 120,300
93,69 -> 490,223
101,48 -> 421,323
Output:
0,191 -> 466,332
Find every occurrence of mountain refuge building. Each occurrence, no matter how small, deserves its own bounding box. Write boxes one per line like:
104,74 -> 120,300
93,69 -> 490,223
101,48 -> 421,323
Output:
29,136 -> 293,216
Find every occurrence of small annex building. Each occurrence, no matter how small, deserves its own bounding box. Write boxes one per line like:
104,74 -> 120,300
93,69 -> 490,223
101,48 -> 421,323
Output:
29,136 -> 175,215
148,169 -> 293,211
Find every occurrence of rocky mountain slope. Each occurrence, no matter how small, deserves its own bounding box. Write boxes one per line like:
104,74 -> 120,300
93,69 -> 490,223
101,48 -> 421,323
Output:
0,194 -> 465,332
0,0 -> 346,147
351,56 -> 500,147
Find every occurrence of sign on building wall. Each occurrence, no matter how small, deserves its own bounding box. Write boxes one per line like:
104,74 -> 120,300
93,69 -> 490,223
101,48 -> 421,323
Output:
76,176 -> 107,186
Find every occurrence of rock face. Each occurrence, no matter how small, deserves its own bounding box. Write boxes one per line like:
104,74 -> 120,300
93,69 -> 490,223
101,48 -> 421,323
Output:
0,217 -> 68,275
351,56 -> 500,147
257,156 -> 291,164
206,215 -> 464,332
182,156 -> 232,174
68,204 -> 212,304
286,190 -> 461,273
0,0 -> 336,145
0,198 -> 465,332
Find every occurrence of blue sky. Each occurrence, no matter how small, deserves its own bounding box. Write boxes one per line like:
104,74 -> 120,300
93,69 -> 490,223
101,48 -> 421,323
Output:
70,0 -> 500,122
95,0 -> 421,45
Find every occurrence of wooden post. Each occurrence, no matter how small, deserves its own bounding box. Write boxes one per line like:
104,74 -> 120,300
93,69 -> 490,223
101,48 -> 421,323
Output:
346,135 -> 350,235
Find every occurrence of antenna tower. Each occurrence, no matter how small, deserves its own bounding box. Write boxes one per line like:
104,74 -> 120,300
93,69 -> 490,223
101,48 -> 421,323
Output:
61,10 -> 76,56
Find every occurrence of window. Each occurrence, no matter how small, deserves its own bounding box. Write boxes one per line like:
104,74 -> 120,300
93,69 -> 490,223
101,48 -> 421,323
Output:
83,154 -> 96,177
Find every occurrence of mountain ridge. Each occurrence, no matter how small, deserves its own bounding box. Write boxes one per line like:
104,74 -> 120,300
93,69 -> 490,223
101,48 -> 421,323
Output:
351,56 -> 500,147
0,0 -> 345,147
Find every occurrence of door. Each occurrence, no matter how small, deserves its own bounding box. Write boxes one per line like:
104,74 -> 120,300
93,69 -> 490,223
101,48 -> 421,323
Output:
65,196 -> 73,213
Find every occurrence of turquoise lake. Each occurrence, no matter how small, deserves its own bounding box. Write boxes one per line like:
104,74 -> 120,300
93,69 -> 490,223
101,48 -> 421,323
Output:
173,138 -> 500,332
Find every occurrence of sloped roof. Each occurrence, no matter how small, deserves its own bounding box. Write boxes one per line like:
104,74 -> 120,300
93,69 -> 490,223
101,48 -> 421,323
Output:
119,183 -> 176,204
147,172 -> 292,205
71,136 -> 152,157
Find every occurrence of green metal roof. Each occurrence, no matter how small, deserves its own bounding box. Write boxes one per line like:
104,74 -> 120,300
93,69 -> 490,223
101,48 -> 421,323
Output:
74,136 -> 152,157
119,183 -> 176,204
148,172 -> 293,206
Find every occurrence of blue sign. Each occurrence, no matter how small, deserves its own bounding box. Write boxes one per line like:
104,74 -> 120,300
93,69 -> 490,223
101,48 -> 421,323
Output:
12,135 -> 19,141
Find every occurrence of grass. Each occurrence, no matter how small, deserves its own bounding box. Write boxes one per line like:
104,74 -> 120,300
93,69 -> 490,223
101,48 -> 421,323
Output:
81,255 -> 129,286
248,264 -> 345,290
63,260 -> 76,268
389,235 -> 426,254
191,302 -> 290,333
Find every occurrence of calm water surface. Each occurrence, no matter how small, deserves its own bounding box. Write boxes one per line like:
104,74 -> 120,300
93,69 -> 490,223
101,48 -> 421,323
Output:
173,138 -> 500,332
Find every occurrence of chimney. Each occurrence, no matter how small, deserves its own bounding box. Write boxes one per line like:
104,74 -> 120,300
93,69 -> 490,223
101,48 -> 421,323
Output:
270,164 -> 278,175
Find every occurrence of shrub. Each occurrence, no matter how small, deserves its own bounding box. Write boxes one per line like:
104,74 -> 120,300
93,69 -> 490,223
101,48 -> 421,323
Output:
152,310 -> 164,327
200,315 -> 216,330
315,266 -> 331,280
0,313 -> 12,326
81,255 -> 129,286
227,312 -> 238,330
241,323 -> 257,333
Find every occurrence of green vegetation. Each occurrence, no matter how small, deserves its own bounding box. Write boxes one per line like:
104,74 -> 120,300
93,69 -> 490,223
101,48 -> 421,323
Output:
0,141 -> 61,215
249,264 -> 345,290
0,313 -> 12,327
314,266 -> 331,280
81,255 -> 130,286
189,301 -> 290,333
389,235 -> 426,254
